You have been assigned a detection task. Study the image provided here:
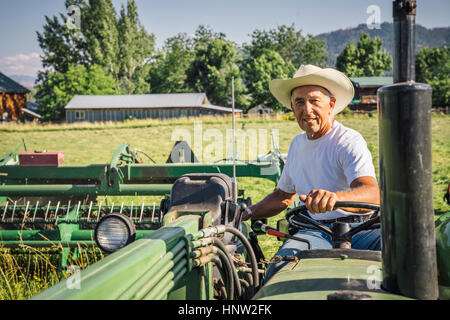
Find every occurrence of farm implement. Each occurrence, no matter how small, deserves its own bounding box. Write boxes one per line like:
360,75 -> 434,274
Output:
0,141 -> 283,270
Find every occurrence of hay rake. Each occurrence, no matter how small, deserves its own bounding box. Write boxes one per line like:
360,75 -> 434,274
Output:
0,141 -> 283,268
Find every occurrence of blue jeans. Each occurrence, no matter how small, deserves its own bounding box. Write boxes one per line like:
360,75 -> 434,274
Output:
264,223 -> 381,283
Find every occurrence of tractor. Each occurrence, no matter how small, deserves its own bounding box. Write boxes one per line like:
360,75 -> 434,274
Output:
0,0 -> 448,301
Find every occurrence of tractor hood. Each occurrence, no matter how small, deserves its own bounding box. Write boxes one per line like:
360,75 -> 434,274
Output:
253,249 -> 410,300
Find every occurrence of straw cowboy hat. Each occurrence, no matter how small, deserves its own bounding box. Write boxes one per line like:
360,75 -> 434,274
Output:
269,64 -> 354,115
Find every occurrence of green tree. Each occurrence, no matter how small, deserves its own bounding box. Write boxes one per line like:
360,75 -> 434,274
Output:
416,46 -> 449,108
242,49 -> 295,111
186,26 -> 250,109
241,24 -> 328,112
336,33 -> 392,76
149,33 -> 195,93
244,24 -> 328,68
36,64 -> 117,121
81,0 -> 119,70
116,0 -> 155,94
35,0 -> 155,119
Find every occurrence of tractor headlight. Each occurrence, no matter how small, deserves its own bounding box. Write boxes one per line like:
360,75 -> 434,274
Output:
94,213 -> 136,253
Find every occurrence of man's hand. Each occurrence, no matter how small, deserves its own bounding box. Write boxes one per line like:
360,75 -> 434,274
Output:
299,189 -> 338,214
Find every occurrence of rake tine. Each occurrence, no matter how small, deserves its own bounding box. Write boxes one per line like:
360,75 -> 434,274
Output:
22,201 -> 30,223
130,201 -> 134,219
119,202 -> 124,215
97,201 -> 102,222
11,201 -> 17,222
151,202 -> 156,222
32,201 -> 39,222
75,201 -> 81,222
139,202 -> 144,223
87,201 -> 93,221
54,201 -> 61,221
2,202 -> 8,222
44,201 -> 51,221
66,200 -> 71,220
110,202 -> 114,214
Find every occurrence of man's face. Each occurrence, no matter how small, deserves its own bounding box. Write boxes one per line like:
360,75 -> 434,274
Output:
290,85 -> 336,140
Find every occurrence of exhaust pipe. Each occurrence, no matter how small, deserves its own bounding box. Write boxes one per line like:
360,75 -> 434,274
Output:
377,0 -> 438,299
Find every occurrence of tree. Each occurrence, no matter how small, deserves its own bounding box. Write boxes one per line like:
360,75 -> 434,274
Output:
243,24 -> 328,68
149,33 -> 195,93
242,49 -> 295,111
241,24 -> 328,112
116,0 -> 155,93
36,64 -> 117,121
186,26 -> 250,109
416,46 -> 449,108
35,0 -> 155,119
336,33 -> 392,76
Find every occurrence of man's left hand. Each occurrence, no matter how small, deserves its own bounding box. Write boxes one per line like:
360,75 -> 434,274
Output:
299,189 -> 338,214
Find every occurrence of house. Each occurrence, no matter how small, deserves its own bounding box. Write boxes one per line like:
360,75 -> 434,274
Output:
0,72 -> 30,121
247,104 -> 274,116
64,93 -> 242,123
349,77 -> 393,111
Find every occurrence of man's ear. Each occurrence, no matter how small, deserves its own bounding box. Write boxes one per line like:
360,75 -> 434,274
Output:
329,97 -> 336,112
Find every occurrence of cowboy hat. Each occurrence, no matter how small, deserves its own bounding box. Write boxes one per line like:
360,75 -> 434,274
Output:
269,64 -> 354,114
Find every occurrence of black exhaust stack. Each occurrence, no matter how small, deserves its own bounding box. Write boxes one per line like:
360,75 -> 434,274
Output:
377,0 -> 438,299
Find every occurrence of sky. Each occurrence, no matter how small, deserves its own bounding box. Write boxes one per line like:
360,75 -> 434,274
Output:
0,0 -> 449,78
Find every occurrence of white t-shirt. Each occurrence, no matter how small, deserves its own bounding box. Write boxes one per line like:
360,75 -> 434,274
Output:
277,120 -> 376,220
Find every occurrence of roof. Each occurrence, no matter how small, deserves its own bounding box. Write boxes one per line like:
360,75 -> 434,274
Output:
64,93 -> 242,113
350,77 -> 393,87
22,108 -> 41,119
0,72 -> 30,93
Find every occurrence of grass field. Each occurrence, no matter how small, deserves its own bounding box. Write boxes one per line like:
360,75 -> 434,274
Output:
0,113 -> 449,299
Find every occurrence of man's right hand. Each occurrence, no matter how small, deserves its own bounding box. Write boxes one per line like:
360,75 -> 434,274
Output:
299,189 -> 338,214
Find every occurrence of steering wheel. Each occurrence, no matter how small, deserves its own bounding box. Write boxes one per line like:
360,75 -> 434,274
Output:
285,201 -> 380,249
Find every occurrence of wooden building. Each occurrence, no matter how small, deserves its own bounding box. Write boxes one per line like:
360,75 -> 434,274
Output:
0,72 -> 30,121
349,77 -> 393,112
247,104 -> 274,116
65,93 -> 242,123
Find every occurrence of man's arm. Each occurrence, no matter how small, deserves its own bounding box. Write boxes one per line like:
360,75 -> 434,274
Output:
240,188 -> 297,221
299,176 -> 380,214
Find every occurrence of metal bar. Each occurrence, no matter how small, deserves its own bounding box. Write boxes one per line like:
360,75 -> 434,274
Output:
119,241 -> 186,300
32,201 -> 39,222
10,201 -> 17,222
97,201 -> 102,222
44,201 -> 51,221
2,201 -> 8,222
65,201 -> 71,220
75,201 -> 81,221
143,260 -> 187,300
87,201 -> 93,221
0,184 -> 173,196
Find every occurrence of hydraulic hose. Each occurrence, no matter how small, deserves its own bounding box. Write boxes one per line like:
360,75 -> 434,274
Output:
212,237 -> 242,299
215,247 -> 235,300
224,226 -> 260,291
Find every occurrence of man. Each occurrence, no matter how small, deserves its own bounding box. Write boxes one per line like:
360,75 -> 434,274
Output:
239,64 -> 381,281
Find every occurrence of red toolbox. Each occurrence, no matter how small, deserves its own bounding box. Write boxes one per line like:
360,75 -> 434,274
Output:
19,151 -> 64,167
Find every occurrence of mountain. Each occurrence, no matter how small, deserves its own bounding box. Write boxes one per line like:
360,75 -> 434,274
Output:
315,22 -> 450,67
7,74 -> 36,89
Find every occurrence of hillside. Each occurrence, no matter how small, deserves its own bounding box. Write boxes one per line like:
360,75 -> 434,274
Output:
315,22 -> 450,66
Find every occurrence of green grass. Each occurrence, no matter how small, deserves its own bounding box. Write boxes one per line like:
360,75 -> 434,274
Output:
0,113 -> 449,299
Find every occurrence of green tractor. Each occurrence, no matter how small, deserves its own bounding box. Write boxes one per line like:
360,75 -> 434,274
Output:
1,0 -> 448,302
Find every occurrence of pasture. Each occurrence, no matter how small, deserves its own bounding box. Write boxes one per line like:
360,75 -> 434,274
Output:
0,113 -> 449,299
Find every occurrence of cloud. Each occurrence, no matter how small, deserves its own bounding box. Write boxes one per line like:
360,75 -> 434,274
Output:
0,52 -> 42,77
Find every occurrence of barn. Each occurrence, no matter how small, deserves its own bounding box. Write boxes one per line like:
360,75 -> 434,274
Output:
0,72 -> 30,121
349,77 -> 393,112
65,93 -> 242,123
